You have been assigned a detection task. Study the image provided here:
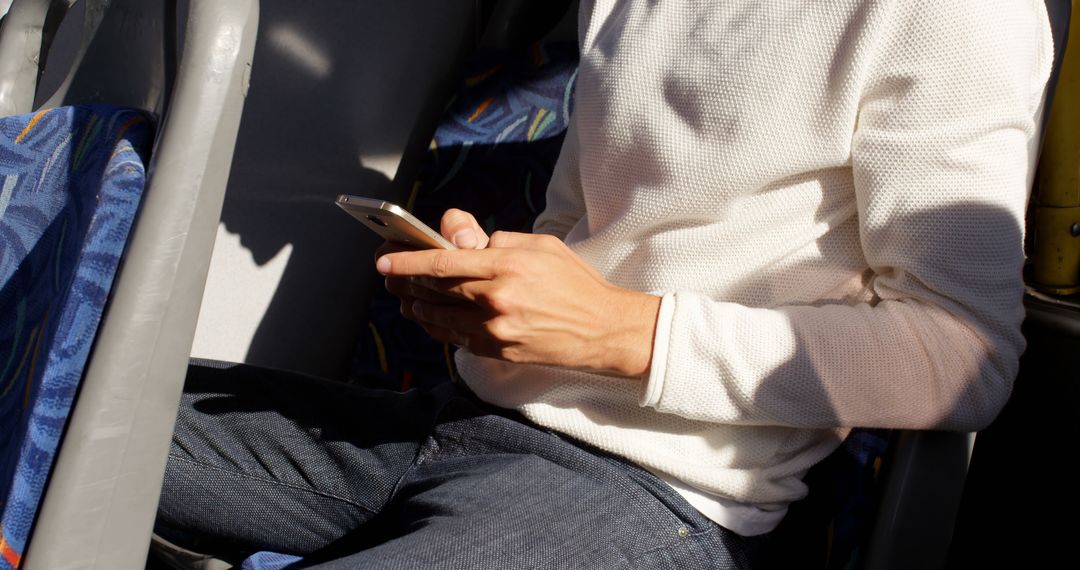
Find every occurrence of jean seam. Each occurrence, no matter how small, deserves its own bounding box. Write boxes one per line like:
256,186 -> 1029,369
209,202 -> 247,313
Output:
622,539 -> 680,569
381,438 -> 430,506
168,453 -> 378,515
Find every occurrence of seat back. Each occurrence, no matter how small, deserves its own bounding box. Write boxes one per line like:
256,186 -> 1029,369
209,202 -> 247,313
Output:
0,1 -> 258,568
1,104 -> 153,570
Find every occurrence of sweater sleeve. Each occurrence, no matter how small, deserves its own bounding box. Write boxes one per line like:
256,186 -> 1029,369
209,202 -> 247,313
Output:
640,0 -> 1053,431
534,114 -> 586,240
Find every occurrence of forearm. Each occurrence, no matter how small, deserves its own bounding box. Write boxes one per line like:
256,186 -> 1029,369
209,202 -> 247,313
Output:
641,287 -> 1025,431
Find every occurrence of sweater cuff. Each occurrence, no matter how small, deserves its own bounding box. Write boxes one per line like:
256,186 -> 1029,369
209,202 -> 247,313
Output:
640,292 -> 676,408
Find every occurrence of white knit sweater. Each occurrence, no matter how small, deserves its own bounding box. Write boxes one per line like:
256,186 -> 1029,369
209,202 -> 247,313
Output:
457,0 -> 1053,535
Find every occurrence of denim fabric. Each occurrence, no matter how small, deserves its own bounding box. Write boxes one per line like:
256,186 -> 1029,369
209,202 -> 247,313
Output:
158,362 -> 764,569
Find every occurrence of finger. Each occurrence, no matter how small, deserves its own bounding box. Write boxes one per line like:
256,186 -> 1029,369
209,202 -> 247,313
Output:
411,300 -> 488,335
377,248 -> 505,279
441,209 -> 490,249
375,241 -> 414,262
385,277 -> 465,304
400,298 -> 464,333
406,312 -> 463,346
407,302 -> 477,348
419,323 -> 467,347
407,276 -> 492,302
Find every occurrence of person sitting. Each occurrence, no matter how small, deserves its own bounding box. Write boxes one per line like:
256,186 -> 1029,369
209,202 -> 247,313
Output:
156,1 -> 1053,567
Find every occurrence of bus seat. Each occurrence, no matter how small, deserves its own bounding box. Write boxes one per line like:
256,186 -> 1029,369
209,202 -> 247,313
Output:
0,0 -> 258,568
0,104 -> 153,570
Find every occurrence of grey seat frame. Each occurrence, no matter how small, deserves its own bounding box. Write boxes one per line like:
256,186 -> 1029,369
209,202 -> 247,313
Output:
0,1 -> 258,567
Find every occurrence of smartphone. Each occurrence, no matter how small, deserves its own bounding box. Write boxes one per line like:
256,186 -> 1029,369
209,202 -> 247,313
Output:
335,195 -> 455,250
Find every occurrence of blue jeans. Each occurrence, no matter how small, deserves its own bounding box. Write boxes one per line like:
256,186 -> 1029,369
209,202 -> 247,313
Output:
157,361 -> 765,569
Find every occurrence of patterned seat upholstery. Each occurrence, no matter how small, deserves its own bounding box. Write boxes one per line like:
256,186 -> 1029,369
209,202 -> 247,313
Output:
0,105 -> 152,569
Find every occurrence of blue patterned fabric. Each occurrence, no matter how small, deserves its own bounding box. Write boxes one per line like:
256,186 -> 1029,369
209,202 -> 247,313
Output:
351,42 -> 578,391
0,105 -> 152,568
411,42 -> 578,234
241,551 -> 302,570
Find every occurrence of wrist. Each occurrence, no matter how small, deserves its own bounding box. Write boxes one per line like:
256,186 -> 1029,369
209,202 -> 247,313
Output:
592,288 -> 661,377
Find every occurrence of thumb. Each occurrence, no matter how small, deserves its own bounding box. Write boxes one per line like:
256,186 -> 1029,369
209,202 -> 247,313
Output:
440,208 -> 490,249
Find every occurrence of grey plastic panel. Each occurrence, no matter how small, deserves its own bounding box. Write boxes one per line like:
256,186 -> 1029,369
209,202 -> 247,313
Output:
0,0 -> 61,114
190,0 -> 480,379
0,0 -> 103,116
863,431 -> 975,570
41,0 -> 168,113
15,1 -> 259,568
946,295 -> 1080,567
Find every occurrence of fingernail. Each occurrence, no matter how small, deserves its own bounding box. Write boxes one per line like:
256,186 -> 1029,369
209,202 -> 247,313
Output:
453,229 -> 478,249
376,256 -> 391,274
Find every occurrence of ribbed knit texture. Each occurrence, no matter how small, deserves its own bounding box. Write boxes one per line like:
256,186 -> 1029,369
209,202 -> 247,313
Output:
457,0 -> 1053,535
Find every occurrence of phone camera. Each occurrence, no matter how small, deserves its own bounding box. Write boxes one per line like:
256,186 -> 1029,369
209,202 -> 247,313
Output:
366,215 -> 389,228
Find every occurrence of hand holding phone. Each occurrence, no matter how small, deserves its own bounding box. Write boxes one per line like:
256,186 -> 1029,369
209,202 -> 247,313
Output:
335,194 -> 455,250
